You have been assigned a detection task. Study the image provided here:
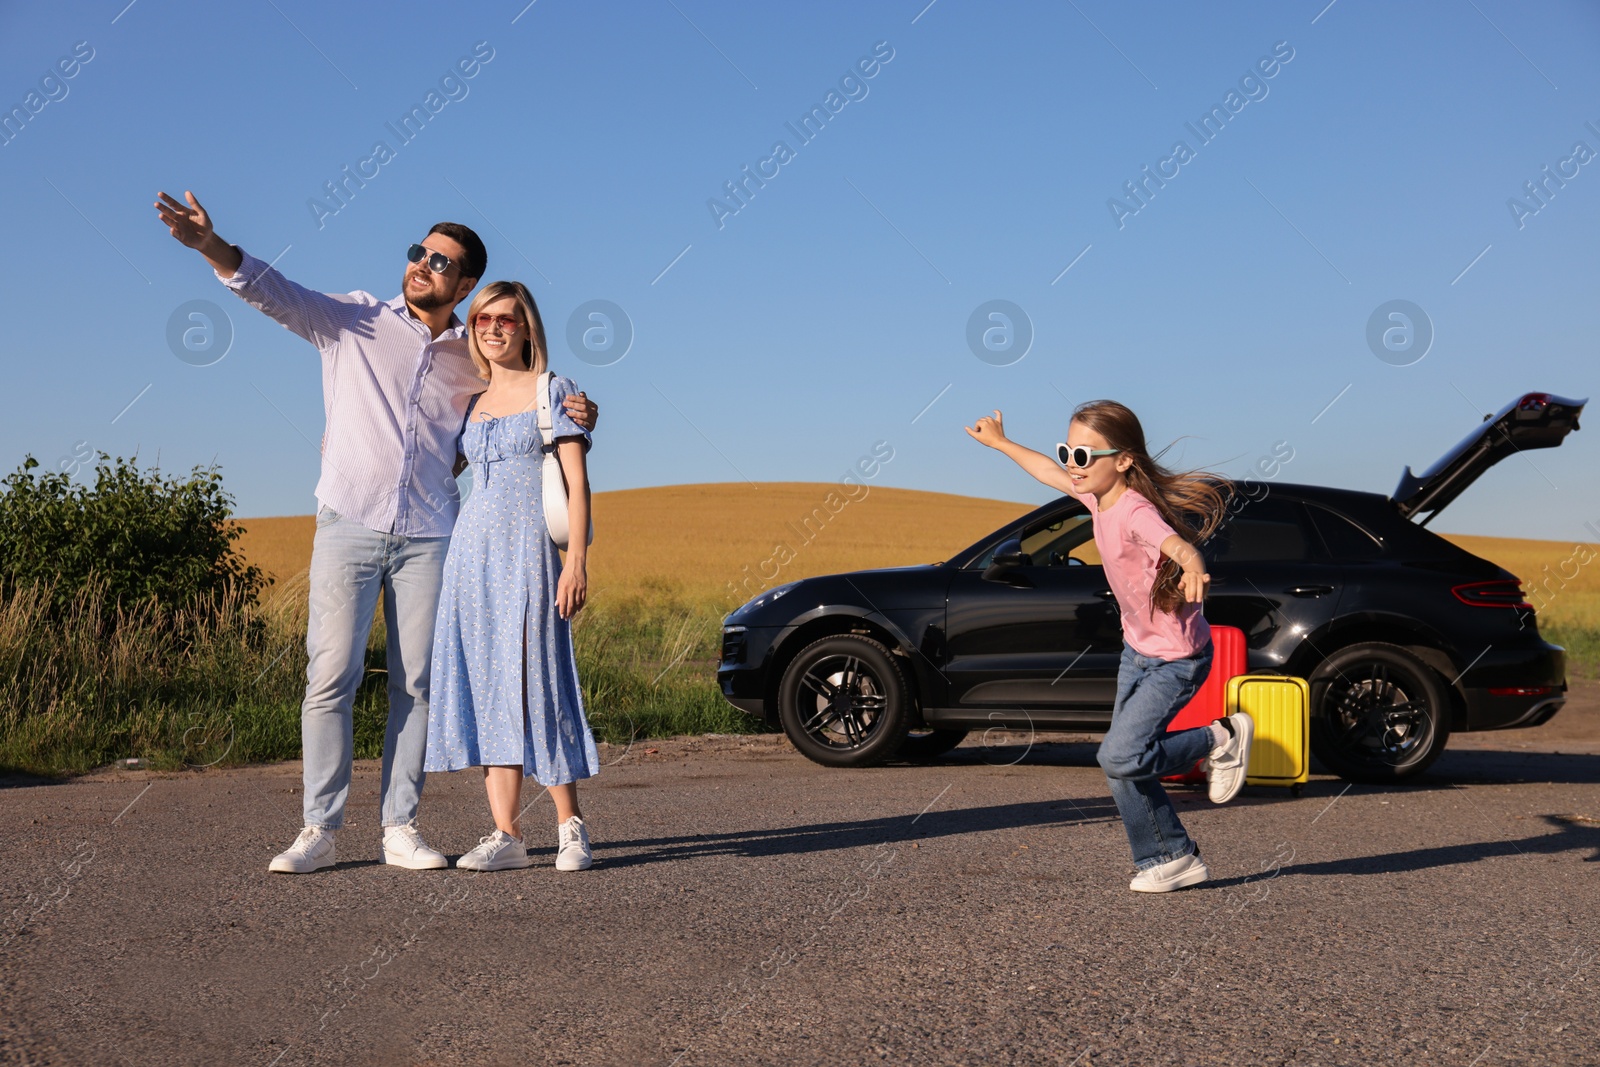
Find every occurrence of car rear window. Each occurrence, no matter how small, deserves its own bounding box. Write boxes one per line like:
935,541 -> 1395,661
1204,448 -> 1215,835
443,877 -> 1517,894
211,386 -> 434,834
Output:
1305,503 -> 1384,560
1205,496 -> 1318,562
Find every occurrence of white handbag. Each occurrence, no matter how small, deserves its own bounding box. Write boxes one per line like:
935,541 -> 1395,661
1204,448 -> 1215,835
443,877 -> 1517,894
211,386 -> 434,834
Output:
536,371 -> 593,550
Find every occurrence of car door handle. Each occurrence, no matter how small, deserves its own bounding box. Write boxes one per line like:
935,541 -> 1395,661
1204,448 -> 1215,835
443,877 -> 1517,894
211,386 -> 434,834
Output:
1284,585 -> 1334,598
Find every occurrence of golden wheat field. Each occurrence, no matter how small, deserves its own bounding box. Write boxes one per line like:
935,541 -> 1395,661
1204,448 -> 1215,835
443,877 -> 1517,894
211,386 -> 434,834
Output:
230,484 -> 1600,627
231,483 -> 1036,608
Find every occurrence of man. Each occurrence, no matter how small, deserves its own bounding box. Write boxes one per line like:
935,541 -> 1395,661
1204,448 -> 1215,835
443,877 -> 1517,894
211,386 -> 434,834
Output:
155,190 -> 597,873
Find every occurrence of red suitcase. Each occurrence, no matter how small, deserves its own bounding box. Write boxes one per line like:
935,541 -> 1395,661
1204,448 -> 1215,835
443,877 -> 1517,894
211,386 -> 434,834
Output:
1160,624 -> 1246,784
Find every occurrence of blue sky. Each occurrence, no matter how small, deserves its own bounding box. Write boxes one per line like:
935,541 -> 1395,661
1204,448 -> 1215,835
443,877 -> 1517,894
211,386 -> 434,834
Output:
2,0 -> 1596,541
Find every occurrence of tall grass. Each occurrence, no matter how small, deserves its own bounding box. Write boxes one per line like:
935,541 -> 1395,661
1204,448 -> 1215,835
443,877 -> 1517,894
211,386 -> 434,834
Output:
1544,622 -> 1600,682
8,527 -> 1597,777
572,582 -> 753,745
0,576 -> 758,777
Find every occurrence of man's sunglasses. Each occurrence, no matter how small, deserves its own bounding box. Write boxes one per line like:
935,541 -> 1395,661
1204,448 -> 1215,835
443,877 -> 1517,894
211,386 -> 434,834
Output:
407,243 -> 457,274
1056,444 -> 1121,468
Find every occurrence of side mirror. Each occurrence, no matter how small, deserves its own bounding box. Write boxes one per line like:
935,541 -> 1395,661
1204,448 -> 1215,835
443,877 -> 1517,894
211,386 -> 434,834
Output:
983,537 -> 1034,586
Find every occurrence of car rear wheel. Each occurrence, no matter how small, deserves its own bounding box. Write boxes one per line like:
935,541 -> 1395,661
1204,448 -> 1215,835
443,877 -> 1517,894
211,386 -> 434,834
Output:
1309,642 -> 1451,782
898,728 -> 969,761
777,634 -> 910,767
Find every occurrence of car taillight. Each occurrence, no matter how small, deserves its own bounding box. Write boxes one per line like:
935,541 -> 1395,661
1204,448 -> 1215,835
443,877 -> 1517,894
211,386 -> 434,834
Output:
1451,580 -> 1532,609
1488,686 -> 1551,696
1517,393 -> 1551,412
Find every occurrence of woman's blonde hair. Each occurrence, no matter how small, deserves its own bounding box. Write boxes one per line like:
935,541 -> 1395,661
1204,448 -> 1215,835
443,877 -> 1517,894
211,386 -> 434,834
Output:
1071,399 -> 1233,617
465,280 -> 548,379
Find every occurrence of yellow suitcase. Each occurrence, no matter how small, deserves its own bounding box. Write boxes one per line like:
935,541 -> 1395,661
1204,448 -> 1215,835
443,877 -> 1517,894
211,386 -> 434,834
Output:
1226,674 -> 1310,791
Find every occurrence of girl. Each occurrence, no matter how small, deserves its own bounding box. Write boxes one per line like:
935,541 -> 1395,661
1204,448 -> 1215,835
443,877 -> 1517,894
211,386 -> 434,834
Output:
966,400 -> 1252,893
424,280 -> 599,873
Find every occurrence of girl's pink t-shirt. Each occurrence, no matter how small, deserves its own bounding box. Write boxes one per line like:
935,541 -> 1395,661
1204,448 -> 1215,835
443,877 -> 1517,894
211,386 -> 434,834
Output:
1076,487 -> 1210,661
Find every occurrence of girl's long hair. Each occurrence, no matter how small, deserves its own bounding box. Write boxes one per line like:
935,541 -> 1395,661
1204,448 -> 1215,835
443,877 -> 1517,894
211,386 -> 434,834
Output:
1072,399 -> 1232,617
465,280 -> 548,380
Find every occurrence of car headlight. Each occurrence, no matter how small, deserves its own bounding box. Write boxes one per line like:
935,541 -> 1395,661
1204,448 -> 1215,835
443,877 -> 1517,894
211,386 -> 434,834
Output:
730,581 -> 800,620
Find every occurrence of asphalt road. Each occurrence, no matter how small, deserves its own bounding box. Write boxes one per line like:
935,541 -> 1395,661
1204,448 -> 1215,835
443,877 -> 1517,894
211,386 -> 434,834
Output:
3,682 -> 1598,1066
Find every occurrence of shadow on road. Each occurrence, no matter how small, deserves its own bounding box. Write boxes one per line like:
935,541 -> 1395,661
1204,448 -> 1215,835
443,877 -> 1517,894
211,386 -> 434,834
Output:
1419,747 -> 1600,786
591,794 -> 1123,869
1276,814 -> 1600,879
0,770 -> 69,789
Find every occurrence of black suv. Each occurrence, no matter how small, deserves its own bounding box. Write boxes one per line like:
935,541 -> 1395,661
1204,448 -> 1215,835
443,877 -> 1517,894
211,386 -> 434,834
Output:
719,393 -> 1584,782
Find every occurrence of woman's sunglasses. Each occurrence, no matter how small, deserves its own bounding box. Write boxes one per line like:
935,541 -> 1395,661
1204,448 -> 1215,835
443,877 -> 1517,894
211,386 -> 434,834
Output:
1056,444 -> 1121,468
406,243 -> 457,274
473,313 -> 523,333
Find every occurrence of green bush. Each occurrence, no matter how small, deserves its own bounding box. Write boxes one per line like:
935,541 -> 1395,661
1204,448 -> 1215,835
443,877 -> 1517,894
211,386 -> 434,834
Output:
0,454 -> 768,776
0,569 -> 765,777
0,453 -> 265,617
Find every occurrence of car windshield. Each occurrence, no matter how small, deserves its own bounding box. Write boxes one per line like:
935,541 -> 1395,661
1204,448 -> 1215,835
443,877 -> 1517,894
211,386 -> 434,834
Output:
972,507 -> 1099,568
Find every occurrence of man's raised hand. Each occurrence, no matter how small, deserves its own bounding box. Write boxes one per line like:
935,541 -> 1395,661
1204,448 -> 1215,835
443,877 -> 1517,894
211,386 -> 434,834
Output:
155,190 -> 241,277
155,190 -> 214,249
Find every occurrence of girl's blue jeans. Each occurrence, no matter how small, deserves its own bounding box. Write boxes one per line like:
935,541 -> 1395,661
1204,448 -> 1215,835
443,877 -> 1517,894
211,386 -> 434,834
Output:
1096,641 -> 1216,870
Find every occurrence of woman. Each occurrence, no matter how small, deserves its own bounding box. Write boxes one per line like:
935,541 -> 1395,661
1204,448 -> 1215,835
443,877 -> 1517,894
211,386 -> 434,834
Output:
424,280 -> 599,872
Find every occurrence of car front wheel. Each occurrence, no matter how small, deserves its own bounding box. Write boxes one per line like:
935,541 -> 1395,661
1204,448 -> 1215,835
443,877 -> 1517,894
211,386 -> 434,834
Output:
777,634 -> 910,767
1309,642 -> 1451,782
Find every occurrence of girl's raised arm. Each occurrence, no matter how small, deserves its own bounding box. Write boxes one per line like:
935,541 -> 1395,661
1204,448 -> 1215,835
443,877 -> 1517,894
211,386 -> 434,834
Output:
964,410 -> 1077,495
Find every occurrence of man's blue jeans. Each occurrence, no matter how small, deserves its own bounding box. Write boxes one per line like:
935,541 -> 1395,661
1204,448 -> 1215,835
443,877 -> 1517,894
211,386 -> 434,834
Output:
300,506 -> 449,830
1096,641 -> 1216,870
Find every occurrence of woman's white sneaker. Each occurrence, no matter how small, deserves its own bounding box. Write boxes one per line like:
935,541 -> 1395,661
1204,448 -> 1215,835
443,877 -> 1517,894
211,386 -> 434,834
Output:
456,830 -> 531,871
382,824 -> 448,869
555,816 -> 592,871
1129,850 -> 1209,893
269,826 -> 336,874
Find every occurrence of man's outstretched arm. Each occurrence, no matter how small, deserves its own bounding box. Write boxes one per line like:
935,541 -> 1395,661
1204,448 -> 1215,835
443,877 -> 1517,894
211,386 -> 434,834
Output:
156,189 -> 346,348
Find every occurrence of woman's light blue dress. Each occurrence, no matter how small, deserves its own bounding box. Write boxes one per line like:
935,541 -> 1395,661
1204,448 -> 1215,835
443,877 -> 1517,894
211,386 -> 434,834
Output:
424,375 -> 599,786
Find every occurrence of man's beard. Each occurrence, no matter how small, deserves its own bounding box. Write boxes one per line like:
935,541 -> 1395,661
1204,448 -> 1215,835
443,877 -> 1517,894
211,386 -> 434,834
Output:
408,287 -> 455,312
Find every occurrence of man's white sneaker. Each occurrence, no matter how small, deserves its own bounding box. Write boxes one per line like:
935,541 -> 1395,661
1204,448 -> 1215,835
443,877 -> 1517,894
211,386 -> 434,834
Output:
269,827 -> 336,874
1207,712 -> 1255,804
456,830 -> 531,872
382,824 -> 448,870
1129,850 -> 1210,893
555,816 -> 592,872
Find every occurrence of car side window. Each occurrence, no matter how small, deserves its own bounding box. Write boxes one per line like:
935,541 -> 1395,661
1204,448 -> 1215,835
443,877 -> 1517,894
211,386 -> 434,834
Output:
1203,496 -> 1319,563
1305,503 -> 1384,560
1022,512 -> 1099,566
972,506 -> 1097,568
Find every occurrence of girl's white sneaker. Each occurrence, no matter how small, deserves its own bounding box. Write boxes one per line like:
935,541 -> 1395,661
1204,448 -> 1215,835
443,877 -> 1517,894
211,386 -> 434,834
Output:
1129,850 -> 1209,893
456,830 -> 531,871
556,816 -> 593,871
1207,712 -> 1255,804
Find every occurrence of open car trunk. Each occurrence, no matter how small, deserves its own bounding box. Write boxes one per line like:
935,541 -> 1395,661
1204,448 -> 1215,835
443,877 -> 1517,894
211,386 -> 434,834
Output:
1393,392 -> 1586,525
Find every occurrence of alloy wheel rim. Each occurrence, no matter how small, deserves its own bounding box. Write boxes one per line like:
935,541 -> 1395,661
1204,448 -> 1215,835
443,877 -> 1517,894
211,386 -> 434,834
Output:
1328,661 -> 1433,766
796,654 -> 887,749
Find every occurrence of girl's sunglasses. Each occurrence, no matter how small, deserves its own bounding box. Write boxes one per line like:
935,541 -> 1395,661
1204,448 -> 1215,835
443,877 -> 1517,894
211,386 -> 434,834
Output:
406,243 -> 457,274
1056,443 -> 1121,468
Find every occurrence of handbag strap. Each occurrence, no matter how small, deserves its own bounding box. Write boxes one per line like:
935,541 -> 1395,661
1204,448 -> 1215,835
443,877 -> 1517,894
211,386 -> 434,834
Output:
535,371 -> 555,448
